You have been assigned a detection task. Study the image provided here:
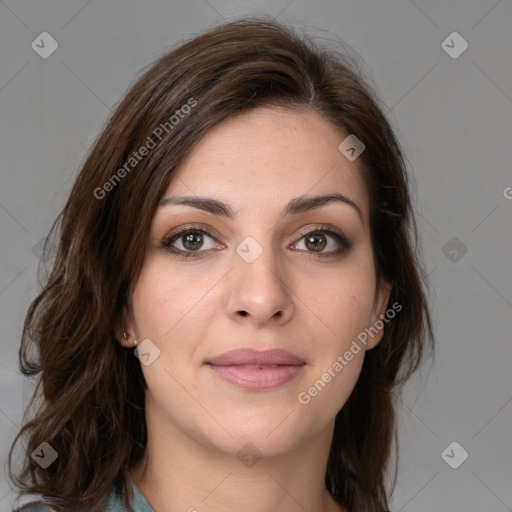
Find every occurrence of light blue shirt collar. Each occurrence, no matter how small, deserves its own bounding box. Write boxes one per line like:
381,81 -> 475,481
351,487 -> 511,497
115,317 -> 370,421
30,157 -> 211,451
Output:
106,473 -> 155,512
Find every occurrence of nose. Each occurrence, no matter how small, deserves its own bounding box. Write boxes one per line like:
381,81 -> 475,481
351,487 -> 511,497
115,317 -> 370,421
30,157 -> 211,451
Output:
226,241 -> 295,327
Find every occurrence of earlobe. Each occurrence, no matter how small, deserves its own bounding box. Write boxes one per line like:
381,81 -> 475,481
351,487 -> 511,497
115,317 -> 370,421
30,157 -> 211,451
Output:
376,280 -> 392,319
115,307 -> 137,348
115,325 -> 132,348
366,280 -> 392,350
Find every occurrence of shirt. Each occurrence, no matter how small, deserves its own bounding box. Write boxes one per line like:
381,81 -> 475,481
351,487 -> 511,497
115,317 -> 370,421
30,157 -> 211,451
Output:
15,480 -> 154,512
106,479 -> 154,512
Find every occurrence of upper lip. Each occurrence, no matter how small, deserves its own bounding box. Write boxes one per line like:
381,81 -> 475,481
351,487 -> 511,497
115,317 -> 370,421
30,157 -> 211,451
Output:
206,348 -> 305,366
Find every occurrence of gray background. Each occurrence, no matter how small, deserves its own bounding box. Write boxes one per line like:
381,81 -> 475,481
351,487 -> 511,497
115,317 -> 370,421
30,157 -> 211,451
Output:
1,1 -> 511,511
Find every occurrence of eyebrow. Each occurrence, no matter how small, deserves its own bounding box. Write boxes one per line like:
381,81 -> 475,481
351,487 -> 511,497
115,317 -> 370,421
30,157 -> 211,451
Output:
158,192 -> 364,225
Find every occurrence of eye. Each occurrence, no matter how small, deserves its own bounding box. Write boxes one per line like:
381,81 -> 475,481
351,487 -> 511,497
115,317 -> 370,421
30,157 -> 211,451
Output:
162,227 -> 221,259
161,224 -> 352,261
291,227 -> 352,258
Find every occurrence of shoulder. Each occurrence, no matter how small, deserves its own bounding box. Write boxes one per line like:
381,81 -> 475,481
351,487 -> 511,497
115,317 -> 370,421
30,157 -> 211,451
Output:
13,497 -> 116,512
11,488 -> 133,512
11,486 -> 137,512
13,502 -> 56,512
12,495 -> 119,512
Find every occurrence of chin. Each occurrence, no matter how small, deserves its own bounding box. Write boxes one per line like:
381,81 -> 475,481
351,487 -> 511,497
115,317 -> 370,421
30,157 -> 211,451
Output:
199,414 -> 310,459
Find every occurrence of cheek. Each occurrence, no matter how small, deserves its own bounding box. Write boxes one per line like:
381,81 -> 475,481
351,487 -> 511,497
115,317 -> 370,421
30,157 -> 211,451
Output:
131,257 -> 215,340
297,344 -> 365,432
298,260 -> 376,418
298,262 -> 376,351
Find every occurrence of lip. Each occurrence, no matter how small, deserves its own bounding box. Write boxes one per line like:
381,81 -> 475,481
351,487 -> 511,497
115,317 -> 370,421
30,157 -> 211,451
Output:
206,348 -> 305,366
205,348 -> 305,390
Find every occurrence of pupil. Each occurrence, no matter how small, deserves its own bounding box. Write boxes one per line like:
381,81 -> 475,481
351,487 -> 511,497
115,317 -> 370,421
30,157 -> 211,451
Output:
184,232 -> 203,250
306,233 -> 326,251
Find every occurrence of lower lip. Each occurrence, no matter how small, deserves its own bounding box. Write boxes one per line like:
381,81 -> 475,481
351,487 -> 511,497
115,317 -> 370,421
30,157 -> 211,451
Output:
206,364 -> 304,390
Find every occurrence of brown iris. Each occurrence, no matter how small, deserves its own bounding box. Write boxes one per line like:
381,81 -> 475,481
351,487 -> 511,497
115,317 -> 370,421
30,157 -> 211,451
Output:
183,232 -> 204,251
305,232 -> 327,252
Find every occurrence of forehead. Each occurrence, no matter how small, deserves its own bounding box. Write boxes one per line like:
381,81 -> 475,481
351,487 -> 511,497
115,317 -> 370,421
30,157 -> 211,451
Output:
167,106 -> 369,223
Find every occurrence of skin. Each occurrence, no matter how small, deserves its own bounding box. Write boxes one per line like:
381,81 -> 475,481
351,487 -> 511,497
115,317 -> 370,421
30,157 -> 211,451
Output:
118,106 -> 391,512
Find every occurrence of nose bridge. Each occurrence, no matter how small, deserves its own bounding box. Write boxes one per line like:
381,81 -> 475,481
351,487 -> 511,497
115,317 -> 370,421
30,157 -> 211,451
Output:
227,233 -> 294,325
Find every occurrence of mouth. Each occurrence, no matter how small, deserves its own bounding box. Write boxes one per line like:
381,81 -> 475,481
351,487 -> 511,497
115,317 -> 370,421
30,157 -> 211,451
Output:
206,348 -> 305,366
205,348 -> 305,390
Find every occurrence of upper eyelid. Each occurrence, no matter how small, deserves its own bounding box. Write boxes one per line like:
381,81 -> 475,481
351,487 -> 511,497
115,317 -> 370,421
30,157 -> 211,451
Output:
163,224 -> 349,249
164,223 -> 222,241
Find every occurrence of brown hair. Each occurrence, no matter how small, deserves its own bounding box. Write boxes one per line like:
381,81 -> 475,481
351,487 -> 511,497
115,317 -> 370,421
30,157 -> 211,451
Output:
9,16 -> 434,512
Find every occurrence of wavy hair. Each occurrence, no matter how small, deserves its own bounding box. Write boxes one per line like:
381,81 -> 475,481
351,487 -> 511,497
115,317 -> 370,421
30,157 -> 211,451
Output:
9,17 -> 435,512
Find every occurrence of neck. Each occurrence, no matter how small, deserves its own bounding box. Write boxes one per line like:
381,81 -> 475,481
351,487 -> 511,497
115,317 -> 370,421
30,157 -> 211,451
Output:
130,413 -> 346,512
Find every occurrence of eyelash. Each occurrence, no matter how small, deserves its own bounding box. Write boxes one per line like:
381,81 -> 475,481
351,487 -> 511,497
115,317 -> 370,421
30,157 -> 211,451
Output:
161,224 -> 352,260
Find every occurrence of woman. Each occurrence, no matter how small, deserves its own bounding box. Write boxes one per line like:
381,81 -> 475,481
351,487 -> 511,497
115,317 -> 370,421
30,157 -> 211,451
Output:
9,17 -> 434,512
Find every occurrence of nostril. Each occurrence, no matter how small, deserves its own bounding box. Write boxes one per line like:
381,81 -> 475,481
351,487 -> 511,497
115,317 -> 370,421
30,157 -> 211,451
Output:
239,311 -> 249,316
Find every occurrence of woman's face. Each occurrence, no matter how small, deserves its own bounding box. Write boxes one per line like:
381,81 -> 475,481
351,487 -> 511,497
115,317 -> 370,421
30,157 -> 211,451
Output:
121,106 -> 391,458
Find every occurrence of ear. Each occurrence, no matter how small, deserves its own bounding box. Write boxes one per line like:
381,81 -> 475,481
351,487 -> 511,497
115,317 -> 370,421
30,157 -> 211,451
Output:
365,279 -> 392,350
115,305 -> 137,348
